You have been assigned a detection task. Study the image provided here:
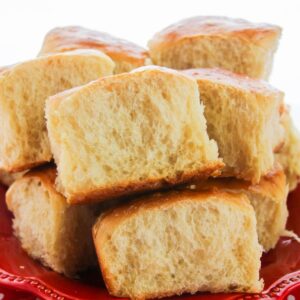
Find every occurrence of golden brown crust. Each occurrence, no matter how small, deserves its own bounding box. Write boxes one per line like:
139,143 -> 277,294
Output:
6,165 -> 57,203
274,140 -> 285,153
67,161 -> 224,204
4,159 -> 52,173
248,166 -> 286,199
22,165 -> 57,185
48,65 -> 198,105
39,26 -> 149,71
183,68 -> 283,96
190,166 -> 286,204
93,188 -> 250,234
0,170 -> 24,186
149,16 -> 281,49
5,165 -> 57,211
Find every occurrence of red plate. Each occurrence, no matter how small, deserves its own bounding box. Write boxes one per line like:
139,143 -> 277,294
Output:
1,184 -> 300,300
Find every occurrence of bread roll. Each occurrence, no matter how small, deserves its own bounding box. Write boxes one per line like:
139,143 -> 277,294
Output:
148,16 -> 281,79
276,110 -> 300,191
194,167 -> 288,251
0,50 -> 114,172
93,188 -> 263,299
46,66 -> 223,204
183,68 -> 284,183
39,26 -> 150,74
6,166 -> 102,276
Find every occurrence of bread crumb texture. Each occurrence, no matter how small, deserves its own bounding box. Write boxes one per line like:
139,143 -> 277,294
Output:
46,66 -> 223,204
94,190 -> 263,299
0,50 -> 114,172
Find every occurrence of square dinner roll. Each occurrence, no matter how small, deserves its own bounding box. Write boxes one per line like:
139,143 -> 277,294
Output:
148,16 -> 281,80
93,188 -> 263,299
6,166 -> 104,276
183,68 -> 285,183
0,50 -> 114,172
276,109 -> 300,191
46,66 -> 223,204
39,26 -> 151,74
194,167 -> 288,251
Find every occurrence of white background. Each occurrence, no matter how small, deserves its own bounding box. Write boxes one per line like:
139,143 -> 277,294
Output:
0,0 -> 299,126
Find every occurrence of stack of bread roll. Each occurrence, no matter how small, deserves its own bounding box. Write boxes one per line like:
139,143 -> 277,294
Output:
1,16 -> 300,299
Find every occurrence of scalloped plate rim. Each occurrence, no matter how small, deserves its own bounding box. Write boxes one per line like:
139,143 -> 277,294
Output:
2,267 -> 300,299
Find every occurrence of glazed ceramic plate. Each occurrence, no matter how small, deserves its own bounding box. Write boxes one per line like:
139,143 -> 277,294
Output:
1,184 -> 300,300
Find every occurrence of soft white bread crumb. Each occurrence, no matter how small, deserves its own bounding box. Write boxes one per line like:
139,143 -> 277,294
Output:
39,26 -> 151,74
0,49 -> 114,172
46,66 -> 223,204
6,166 -> 103,276
194,167 -> 288,251
148,16 -> 281,80
276,109 -> 300,191
93,188 -> 263,299
183,68 -> 285,183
